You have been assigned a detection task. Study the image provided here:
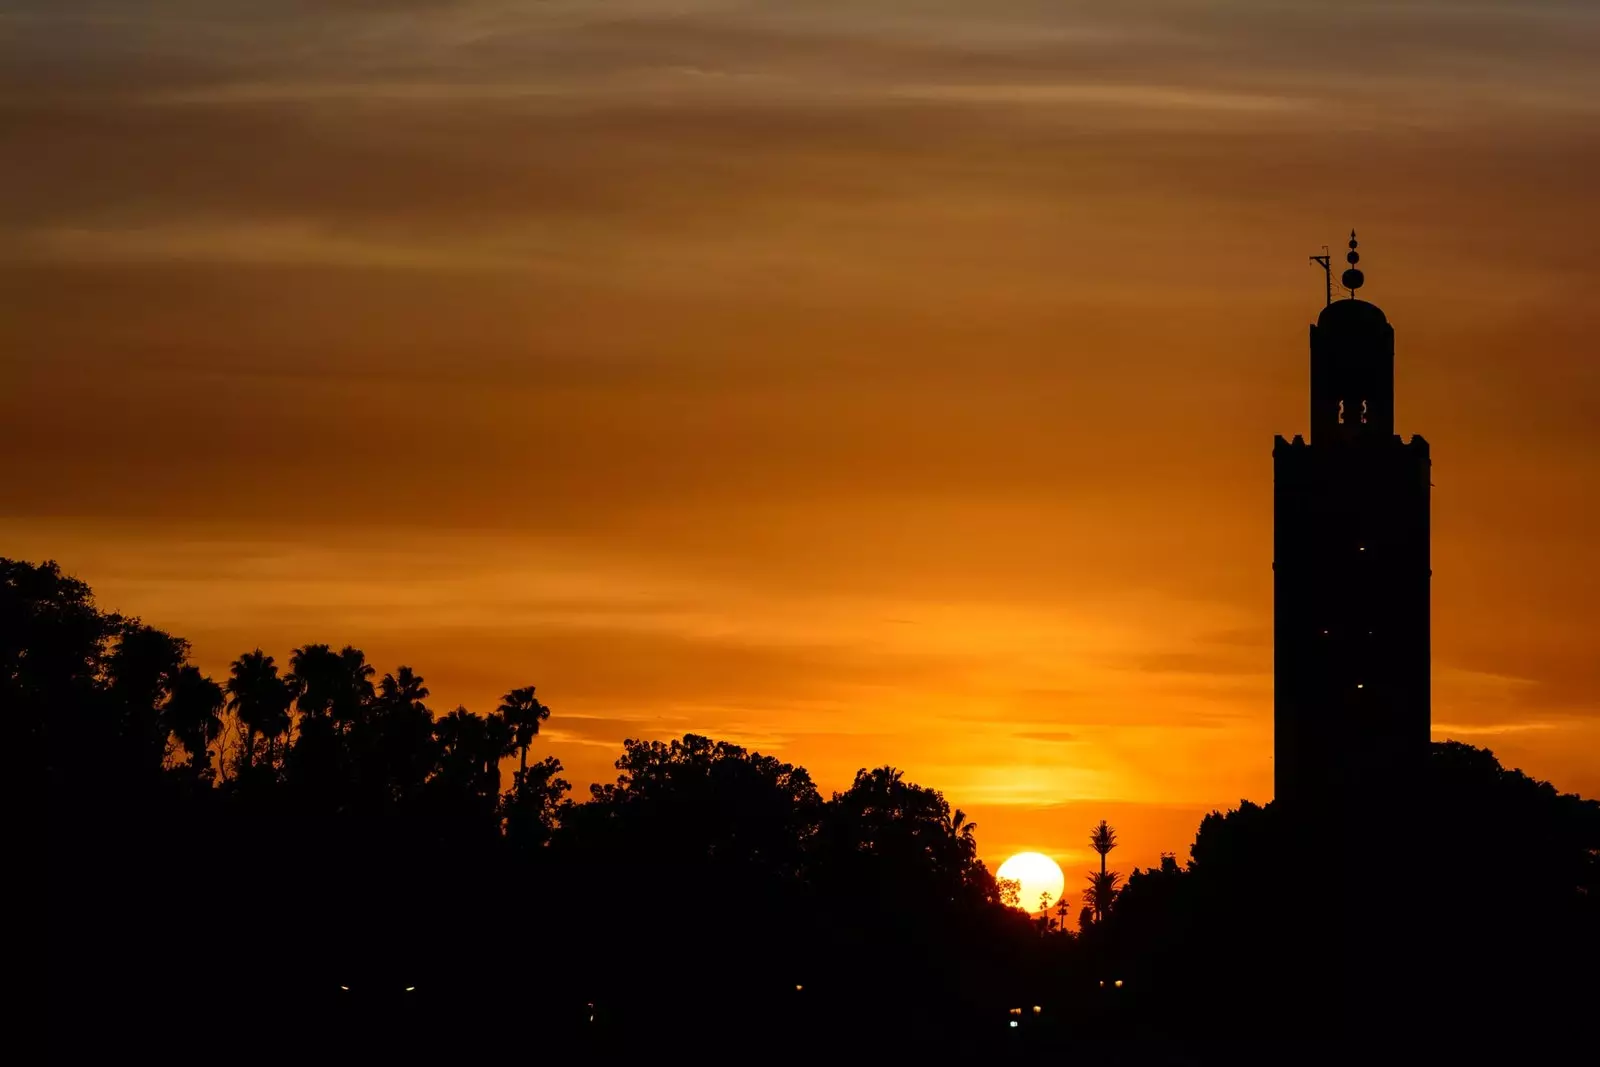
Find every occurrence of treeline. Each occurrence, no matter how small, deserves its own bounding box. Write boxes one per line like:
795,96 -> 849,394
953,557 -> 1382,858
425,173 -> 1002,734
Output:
19,557 -> 1600,1058
19,558 -> 1045,1052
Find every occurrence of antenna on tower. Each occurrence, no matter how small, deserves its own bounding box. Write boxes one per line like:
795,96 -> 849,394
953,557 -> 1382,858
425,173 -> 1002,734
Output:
1309,245 -> 1332,306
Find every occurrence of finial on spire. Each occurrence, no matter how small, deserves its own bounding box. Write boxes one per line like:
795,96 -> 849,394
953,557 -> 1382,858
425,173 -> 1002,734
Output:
1341,229 -> 1365,295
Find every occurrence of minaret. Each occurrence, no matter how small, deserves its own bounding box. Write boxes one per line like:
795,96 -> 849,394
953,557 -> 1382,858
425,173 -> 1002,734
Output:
1273,232 -> 1431,836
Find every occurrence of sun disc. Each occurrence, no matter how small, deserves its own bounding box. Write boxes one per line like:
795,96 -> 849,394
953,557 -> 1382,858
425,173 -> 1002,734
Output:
996,851 -> 1065,912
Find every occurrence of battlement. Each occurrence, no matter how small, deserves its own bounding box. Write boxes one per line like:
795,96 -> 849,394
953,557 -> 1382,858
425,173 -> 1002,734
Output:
1274,432 -> 1430,455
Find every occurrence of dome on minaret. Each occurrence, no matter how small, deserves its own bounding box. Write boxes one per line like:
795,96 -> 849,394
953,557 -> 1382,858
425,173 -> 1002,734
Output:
1317,297 -> 1388,329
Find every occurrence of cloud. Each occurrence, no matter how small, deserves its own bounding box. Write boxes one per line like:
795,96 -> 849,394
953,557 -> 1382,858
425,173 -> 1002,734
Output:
1433,721 -> 1562,737
890,82 -> 1310,114
13,223 -> 521,270
1013,729 -> 1078,743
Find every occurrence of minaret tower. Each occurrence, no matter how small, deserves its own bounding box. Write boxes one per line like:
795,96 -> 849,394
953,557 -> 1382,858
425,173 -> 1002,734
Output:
1274,233 -> 1431,836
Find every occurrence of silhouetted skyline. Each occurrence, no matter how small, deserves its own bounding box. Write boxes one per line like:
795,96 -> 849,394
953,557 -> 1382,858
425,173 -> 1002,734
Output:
23,552 -> 1597,1057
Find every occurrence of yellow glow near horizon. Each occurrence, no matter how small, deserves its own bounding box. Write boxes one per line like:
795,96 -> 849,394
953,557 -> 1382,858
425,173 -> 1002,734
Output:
997,852 -> 1065,912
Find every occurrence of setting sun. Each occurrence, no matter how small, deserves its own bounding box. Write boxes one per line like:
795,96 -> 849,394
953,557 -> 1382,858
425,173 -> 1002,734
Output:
996,852 -> 1065,912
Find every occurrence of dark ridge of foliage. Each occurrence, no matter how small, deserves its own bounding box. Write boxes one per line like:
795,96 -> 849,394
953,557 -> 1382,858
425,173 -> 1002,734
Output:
18,557 -> 1595,1059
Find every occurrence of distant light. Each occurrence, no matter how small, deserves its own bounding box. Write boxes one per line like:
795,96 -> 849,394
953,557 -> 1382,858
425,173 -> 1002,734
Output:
1357,683 -> 1365,689
404,986 -> 415,992
794,984 -> 803,992
1032,1005 -> 1042,1014
1321,629 -> 1329,635
1009,1007 -> 1022,1015
1098,980 -> 1105,988
1114,980 -> 1125,989
1009,1021 -> 1019,1029
339,985 -> 349,991
1359,546 -> 1366,552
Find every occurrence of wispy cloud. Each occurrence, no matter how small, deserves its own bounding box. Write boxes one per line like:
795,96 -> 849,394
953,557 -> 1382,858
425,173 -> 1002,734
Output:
13,223 -> 522,270
1433,721 -> 1562,737
890,83 -> 1310,113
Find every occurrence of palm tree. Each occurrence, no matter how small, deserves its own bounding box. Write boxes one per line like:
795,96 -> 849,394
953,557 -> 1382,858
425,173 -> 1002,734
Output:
163,665 -> 224,779
375,667 -> 434,802
286,643 -> 338,721
1084,819 -> 1120,923
332,645 -> 375,727
433,706 -> 512,818
945,808 -> 977,856
867,766 -> 905,789
381,666 -> 429,713
226,649 -> 289,772
1083,869 -> 1122,923
1055,894 -> 1072,933
496,685 -> 550,777
434,706 -> 486,785
291,644 -> 375,729
1090,819 -> 1118,877
106,623 -> 188,769
483,710 -> 516,792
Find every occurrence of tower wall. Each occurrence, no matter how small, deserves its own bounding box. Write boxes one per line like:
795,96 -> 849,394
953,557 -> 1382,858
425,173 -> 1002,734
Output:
1274,433 -> 1430,825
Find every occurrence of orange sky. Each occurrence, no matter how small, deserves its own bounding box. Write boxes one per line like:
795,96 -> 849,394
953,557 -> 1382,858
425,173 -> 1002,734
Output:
4,1 -> 1597,883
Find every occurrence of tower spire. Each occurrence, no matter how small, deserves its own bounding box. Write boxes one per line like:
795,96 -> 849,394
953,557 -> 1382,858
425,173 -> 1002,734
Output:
1341,229 -> 1365,297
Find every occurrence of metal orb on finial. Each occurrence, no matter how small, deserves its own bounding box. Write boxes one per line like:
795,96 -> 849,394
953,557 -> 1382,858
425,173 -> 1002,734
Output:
1341,229 -> 1364,292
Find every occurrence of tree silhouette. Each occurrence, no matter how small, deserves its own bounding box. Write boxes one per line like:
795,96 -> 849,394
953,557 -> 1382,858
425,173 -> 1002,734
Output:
1083,868 -> 1122,923
497,685 -> 550,778
1085,819 -> 1120,922
105,622 -> 188,774
945,807 -> 978,856
286,643 -> 340,723
372,666 -> 436,805
163,665 -> 224,780
484,711 -> 515,789
19,553 -> 1598,1054
504,755 -> 570,850
434,706 -> 489,804
1090,819 -> 1117,876
225,649 -> 290,774
825,765 -> 998,908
